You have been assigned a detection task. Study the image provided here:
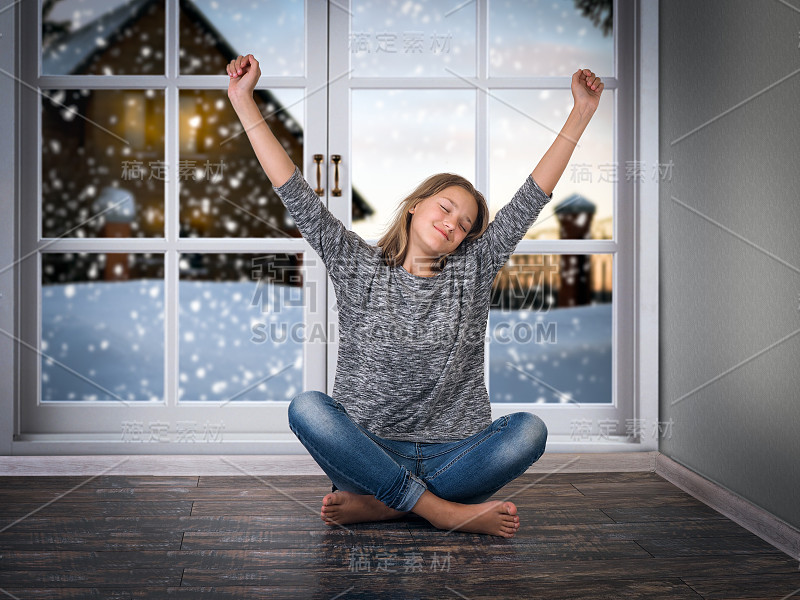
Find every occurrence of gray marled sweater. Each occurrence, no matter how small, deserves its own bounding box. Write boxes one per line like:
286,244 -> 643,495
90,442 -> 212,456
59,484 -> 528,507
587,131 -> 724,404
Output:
274,167 -> 552,442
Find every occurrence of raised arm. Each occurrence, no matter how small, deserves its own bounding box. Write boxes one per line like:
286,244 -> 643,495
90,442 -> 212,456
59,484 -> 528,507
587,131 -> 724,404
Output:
530,68 -> 604,197
475,68 -> 605,278
227,54 -> 296,188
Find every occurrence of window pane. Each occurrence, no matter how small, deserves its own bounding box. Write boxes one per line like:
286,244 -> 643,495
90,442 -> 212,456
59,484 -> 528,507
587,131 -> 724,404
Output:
178,89 -> 304,238
350,0 -> 476,77
488,0 -> 613,77
43,0 -> 165,75
42,89 -> 165,239
351,90 -> 475,240
489,89 -> 613,240
180,0 -> 304,76
41,253 -> 165,402
179,253 -> 303,402
489,253 -> 612,404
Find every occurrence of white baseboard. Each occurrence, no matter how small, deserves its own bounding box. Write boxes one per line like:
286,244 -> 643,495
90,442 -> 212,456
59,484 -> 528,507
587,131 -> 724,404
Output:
0,451 -> 657,476
7,436 -> 655,455
655,453 -> 800,562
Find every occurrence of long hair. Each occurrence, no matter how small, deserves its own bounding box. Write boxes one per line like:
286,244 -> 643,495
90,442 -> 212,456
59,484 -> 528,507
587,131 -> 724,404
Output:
376,173 -> 490,273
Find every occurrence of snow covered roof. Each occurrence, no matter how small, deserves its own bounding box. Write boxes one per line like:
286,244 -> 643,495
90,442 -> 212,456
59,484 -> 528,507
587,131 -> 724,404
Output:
42,0 -> 154,75
554,193 -> 596,215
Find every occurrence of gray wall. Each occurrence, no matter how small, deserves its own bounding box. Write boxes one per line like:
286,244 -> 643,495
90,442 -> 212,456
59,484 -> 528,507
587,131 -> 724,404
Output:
659,0 -> 800,530
0,1 -> 16,454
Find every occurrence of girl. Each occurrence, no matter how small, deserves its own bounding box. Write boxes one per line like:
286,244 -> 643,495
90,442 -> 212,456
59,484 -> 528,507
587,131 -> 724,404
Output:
228,54 -> 603,538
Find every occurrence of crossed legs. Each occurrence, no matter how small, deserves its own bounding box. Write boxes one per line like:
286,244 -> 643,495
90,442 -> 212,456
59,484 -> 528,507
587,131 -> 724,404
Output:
288,391 -> 547,538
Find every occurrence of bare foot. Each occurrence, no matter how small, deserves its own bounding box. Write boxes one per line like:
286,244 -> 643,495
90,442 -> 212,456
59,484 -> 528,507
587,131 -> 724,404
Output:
320,490 -> 409,526
413,492 -> 520,538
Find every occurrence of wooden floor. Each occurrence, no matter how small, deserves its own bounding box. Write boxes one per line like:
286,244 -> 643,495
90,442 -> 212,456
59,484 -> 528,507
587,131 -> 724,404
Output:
0,471 -> 798,599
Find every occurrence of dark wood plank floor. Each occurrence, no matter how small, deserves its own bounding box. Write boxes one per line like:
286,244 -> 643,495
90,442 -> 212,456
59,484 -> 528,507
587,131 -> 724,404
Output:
0,471 -> 797,599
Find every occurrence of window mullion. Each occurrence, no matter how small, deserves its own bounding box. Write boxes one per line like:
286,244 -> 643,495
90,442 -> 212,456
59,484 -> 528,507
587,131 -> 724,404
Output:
477,0 -> 490,396
35,75 -> 167,89
165,0 -> 180,407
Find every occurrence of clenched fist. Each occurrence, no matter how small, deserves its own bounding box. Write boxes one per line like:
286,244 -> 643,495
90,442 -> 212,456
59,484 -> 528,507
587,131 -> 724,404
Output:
227,54 -> 261,105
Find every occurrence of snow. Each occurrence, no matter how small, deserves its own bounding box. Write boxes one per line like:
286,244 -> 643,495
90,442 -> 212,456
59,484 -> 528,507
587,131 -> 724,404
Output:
41,280 -> 611,404
41,279 -> 302,402
42,280 -> 164,402
488,303 -> 612,404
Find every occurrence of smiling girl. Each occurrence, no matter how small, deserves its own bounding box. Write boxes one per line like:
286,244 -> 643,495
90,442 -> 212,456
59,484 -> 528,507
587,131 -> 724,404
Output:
227,54 -> 603,538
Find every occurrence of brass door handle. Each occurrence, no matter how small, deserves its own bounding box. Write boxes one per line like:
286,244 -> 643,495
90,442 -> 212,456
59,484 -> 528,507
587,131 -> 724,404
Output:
313,154 -> 324,196
331,155 -> 342,197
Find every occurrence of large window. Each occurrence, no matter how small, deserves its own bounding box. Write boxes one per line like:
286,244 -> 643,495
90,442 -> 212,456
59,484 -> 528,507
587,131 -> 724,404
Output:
8,0 -> 658,451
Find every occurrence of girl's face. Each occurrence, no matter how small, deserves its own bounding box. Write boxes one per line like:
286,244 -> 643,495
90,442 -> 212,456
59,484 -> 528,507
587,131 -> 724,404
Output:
408,186 -> 479,257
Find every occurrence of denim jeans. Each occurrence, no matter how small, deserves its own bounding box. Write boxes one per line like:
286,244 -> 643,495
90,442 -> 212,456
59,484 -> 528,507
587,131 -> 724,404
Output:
287,390 -> 548,513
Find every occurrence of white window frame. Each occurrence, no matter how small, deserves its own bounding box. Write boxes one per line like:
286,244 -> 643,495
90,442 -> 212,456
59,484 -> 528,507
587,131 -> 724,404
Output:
0,0 -> 659,455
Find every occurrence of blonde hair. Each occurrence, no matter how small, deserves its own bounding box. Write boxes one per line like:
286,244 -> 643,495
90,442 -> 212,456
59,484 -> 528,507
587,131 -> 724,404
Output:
376,173 -> 489,273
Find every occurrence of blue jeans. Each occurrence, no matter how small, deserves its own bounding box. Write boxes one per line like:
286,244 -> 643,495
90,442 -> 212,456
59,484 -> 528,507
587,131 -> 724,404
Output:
287,390 -> 548,513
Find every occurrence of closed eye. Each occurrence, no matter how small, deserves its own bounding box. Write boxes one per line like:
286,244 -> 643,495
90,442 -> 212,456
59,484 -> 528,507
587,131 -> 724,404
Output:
441,205 -> 468,233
